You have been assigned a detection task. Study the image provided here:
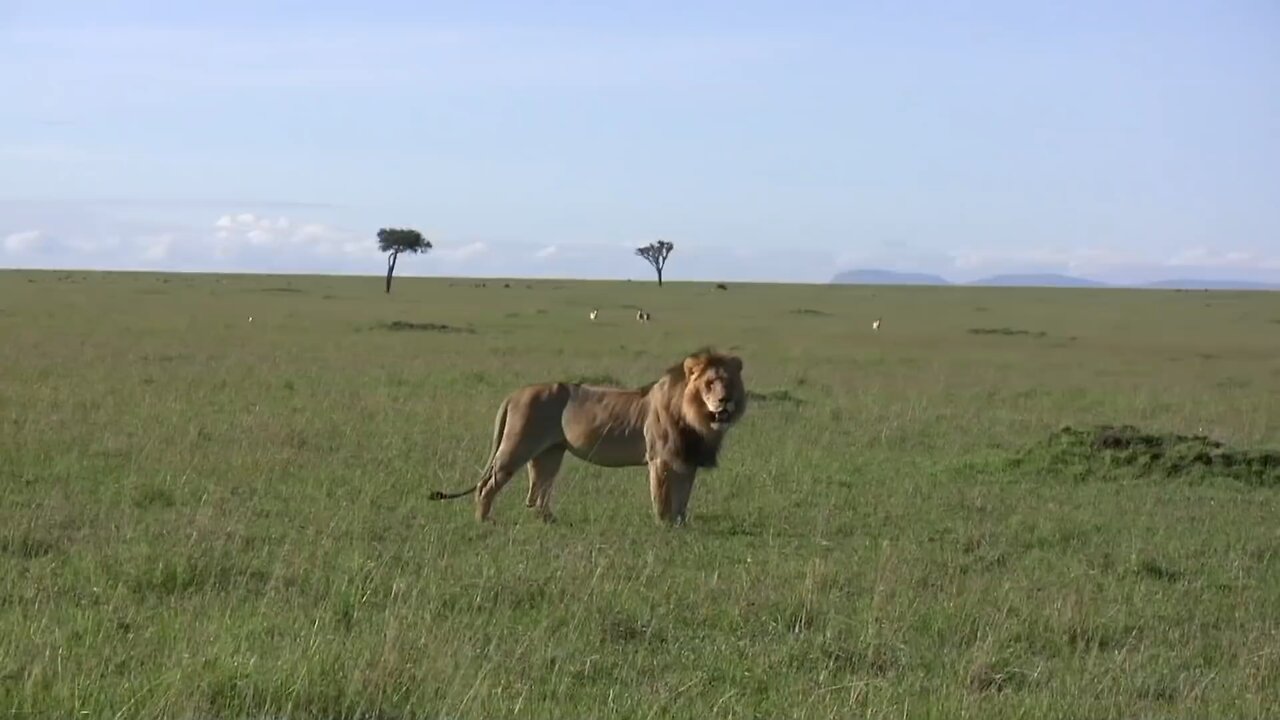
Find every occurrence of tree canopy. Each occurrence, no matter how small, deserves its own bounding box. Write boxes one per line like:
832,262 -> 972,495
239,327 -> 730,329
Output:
636,240 -> 674,286
378,228 -> 432,255
377,227 -> 432,294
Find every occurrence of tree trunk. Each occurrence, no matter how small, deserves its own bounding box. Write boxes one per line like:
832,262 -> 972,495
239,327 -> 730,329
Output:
385,252 -> 398,294
657,267 -> 663,287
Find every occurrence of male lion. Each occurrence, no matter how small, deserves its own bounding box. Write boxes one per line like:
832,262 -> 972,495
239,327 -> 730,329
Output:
429,349 -> 747,525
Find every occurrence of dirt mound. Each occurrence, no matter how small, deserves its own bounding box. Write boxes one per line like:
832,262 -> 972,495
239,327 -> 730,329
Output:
968,327 -> 1046,338
1034,424 -> 1279,487
375,321 -> 474,334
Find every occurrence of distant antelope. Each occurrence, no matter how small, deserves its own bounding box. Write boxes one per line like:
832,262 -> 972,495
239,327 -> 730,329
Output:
872,317 -> 881,331
636,309 -> 651,323
589,308 -> 598,321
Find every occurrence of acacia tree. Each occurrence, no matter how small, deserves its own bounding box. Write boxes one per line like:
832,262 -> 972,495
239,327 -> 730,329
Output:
377,228 -> 432,294
635,240 -> 674,287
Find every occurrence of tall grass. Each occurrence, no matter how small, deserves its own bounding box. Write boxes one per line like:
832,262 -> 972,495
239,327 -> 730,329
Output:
1,270 -> 1277,718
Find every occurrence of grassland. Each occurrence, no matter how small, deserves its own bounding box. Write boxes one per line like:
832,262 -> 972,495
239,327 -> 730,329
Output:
2,269 -> 1278,719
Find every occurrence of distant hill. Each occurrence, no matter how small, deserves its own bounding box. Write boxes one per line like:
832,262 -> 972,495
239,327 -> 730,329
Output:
1141,278 -> 1280,291
830,268 -> 1278,290
966,273 -> 1109,288
830,269 -> 951,285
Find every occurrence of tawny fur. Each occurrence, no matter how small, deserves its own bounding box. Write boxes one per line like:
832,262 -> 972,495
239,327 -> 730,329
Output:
429,349 -> 747,525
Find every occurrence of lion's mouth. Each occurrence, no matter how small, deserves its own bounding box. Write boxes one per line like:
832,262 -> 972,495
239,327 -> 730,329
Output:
711,409 -> 731,424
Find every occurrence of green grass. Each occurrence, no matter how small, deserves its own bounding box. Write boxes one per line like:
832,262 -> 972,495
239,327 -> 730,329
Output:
2,269 -> 1278,718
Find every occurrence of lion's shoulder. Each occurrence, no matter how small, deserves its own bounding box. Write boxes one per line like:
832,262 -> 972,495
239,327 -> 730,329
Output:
635,361 -> 686,399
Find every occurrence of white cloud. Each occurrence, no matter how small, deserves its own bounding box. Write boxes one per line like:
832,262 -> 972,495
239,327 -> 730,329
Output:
948,245 -> 1153,277
208,213 -> 373,260
136,233 -> 174,261
1166,247 -> 1279,269
534,245 -> 558,259
214,213 -> 303,246
0,210 -> 388,273
435,241 -> 488,262
3,230 -> 46,253
295,223 -> 343,242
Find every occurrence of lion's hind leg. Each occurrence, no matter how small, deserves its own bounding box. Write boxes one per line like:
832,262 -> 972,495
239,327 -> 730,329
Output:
474,385 -> 571,523
476,464 -> 514,522
476,433 -> 556,523
525,446 -> 566,522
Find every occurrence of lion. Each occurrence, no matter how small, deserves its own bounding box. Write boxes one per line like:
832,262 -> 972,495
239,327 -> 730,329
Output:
429,349 -> 747,525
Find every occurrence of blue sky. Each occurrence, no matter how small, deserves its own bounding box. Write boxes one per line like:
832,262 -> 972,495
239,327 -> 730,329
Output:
2,1 -> 1278,283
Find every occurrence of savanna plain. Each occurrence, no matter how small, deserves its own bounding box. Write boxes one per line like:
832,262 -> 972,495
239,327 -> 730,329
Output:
2,269 -> 1279,719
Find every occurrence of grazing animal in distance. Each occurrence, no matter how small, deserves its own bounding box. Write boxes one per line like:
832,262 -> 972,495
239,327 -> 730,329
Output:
636,310 -> 651,323
715,283 -> 728,290
428,349 -> 748,525
589,308 -> 599,321
872,317 -> 881,331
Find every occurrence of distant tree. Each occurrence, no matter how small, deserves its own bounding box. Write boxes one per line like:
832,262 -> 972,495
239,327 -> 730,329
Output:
635,240 -> 674,287
377,228 -> 432,294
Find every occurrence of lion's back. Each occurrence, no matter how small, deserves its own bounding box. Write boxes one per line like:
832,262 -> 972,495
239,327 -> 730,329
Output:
505,381 -> 573,414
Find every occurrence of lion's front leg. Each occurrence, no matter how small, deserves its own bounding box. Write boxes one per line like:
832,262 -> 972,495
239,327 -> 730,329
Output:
648,460 -> 695,526
669,471 -> 696,526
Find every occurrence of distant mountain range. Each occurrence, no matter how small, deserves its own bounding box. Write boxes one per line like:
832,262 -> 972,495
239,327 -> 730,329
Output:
830,269 -> 952,285
830,268 -> 1279,291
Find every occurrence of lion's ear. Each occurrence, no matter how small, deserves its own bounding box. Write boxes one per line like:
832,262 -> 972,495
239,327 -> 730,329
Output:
726,356 -> 743,374
682,356 -> 702,378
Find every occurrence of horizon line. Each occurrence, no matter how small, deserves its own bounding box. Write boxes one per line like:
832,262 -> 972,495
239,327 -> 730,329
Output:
2,265 -> 1277,292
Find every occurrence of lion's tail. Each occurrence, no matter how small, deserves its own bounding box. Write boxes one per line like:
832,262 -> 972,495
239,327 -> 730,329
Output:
428,397 -> 509,502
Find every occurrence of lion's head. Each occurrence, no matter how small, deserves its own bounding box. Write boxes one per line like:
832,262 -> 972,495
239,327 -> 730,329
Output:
636,349 -> 747,472
680,350 -> 747,434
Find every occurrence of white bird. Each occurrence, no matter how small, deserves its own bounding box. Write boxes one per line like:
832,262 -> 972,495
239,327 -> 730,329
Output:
872,317 -> 881,331
636,309 -> 650,323
248,316 -> 254,323
589,308 -> 598,321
